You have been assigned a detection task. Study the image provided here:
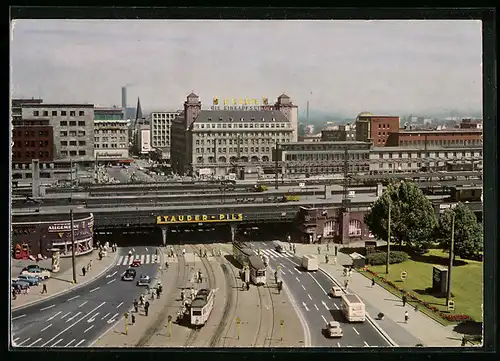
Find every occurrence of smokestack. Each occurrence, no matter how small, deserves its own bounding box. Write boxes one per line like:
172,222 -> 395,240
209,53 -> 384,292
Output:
306,101 -> 310,122
121,87 -> 127,116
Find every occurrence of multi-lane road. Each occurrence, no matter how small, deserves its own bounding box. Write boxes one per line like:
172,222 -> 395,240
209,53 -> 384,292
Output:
11,246 -> 160,348
248,241 -> 391,347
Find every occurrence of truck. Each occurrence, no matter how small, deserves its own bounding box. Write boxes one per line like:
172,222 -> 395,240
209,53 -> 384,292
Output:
301,254 -> 318,271
340,294 -> 366,322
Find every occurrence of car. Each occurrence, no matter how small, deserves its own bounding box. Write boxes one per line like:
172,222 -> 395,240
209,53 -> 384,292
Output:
323,321 -> 344,338
12,279 -> 30,290
136,275 -> 151,287
331,286 -> 343,298
275,245 -> 284,254
131,259 -> 141,267
21,268 -> 51,280
17,275 -> 40,286
22,264 -> 42,273
122,268 -> 137,281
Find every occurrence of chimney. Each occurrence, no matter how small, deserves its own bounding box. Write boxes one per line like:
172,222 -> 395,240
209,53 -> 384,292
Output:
121,87 -> 127,115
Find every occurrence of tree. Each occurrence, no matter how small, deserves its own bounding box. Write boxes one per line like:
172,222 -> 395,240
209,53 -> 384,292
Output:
437,203 -> 483,259
364,181 -> 437,249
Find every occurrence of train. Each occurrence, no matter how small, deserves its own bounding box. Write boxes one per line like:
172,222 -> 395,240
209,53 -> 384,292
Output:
232,242 -> 268,285
190,288 -> 215,327
449,185 -> 482,202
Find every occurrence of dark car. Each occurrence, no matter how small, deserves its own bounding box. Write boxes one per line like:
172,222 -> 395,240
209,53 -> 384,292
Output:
275,245 -> 284,253
122,268 -> 137,281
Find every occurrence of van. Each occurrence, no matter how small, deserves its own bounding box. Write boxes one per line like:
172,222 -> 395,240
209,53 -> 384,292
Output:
340,294 -> 366,322
302,255 -> 319,271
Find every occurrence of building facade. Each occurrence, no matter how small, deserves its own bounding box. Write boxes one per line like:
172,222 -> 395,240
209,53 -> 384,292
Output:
355,112 -> 400,146
21,104 -> 95,162
11,98 -> 43,122
386,129 -> 483,148
299,134 -> 322,142
149,111 -> 181,154
135,124 -> 151,155
94,107 -> 130,163
460,118 -> 482,130
12,119 -> 54,163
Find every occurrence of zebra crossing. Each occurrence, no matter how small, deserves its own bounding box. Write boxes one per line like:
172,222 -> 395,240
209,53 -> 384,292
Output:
115,254 -> 159,266
259,248 -> 295,260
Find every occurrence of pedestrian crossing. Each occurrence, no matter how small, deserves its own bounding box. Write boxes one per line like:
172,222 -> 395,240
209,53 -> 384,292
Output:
116,254 -> 159,266
259,248 -> 295,260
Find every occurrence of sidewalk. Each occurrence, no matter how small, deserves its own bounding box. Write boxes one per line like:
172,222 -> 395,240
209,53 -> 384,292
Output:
291,243 -> 464,347
11,249 -> 119,310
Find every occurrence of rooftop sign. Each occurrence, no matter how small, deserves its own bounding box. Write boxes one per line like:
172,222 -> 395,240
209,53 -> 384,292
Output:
211,97 -> 274,111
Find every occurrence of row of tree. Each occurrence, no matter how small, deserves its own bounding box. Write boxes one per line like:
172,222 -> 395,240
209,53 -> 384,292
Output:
364,181 -> 483,258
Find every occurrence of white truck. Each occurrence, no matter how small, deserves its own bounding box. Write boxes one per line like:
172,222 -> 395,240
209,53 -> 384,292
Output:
340,294 -> 366,322
301,254 -> 318,271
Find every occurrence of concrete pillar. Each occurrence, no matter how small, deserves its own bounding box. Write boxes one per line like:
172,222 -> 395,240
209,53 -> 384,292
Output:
230,224 -> 236,243
31,159 -> 40,198
161,227 -> 168,246
376,183 -> 384,197
341,211 -> 350,245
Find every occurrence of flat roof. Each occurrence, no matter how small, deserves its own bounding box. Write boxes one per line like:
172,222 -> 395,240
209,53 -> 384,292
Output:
343,294 -> 362,303
398,129 -> 482,134
371,146 -> 483,152
21,104 -> 94,108
249,255 -> 266,269
282,141 -> 370,146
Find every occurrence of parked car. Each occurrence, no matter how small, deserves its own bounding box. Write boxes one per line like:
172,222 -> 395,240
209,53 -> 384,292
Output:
12,279 -> 30,290
21,268 -> 51,280
17,275 -> 40,286
122,268 -> 137,281
136,275 -> 151,287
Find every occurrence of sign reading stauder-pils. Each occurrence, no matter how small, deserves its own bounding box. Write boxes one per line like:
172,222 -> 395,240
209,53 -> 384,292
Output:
156,213 -> 243,225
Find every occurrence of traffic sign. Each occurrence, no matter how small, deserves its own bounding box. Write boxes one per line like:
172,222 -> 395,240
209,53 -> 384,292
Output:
280,320 -> 284,326
236,317 -> 241,324
400,271 -> 407,281
447,300 -> 455,311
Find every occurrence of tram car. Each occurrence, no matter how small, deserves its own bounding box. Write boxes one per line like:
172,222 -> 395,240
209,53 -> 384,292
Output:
248,255 -> 267,285
233,242 -> 255,267
190,288 -> 215,327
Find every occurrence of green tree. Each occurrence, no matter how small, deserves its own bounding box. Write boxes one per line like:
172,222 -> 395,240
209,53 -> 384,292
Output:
364,181 -> 437,249
437,203 -> 483,259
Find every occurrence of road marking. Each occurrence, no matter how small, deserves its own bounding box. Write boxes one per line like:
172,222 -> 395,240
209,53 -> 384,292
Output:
322,301 -> 329,310
13,337 -> 19,342
302,302 -> 310,311
308,294 -> 312,300
40,304 -> 55,311
364,341 -> 369,347
106,271 -> 117,278
122,257 -> 129,266
107,313 -> 119,323
84,325 -> 94,333
40,324 -> 52,332
288,269 -> 293,275
314,304 -> 319,310
295,277 -> 300,283
337,342 -> 341,347
140,255 -> 145,264
17,338 -> 30,346
353,327 -> 359,335
89,287 -> 100,293
67,295 -> 80,301
87,312 -> 99,323
41,302 -> 105,347
294,268 -> 301,274
51,338 -> 63,347
116,256 -> 124,265
334,304 -> 339,310
145,247 -> 148,251
29,338 -> 42,346
79,301 -> 88,308
106,279 -> 116,285
308,273 -> 329,296
101,313 -> 110,320
132,248 -> 135,252
301,285 -> 306,290
12,314 -> 26,320
321,315 -> 328,323
116,302 -> 123,309
145,254 -> 150,264
61,312 -> 71,319
67,312 -> 82,322
65,339 -> 76,347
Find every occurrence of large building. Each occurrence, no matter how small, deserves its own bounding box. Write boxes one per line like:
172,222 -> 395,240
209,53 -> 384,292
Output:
21,103 -> 95,163
171,93 -> 296,178
149,110 -> 181,161
355,112 -> 400,146
321,123 -> 356,142
11,98 -> 43,122
12,118 -> 54,163
93,107 -> 130,164
134,124 -> 152,156
386,128 -> 483,148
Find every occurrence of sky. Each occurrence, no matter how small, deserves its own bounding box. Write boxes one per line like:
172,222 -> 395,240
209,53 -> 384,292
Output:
10,20 -> 482,117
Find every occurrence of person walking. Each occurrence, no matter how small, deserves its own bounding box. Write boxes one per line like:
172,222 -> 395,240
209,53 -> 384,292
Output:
277,281 -> 283,294
156,287 -> 161,299
41,283 -> 48,294
371,278 -> 376,287
317,246 -> 321,255
402,294 -> 407,307
180,289 -> 185,302
326,243 -> 330,252
404,310 -> 409,323
144,301 -> 150,316
133,299 -> 139,313
82,266 -> 86,276
293,244 -> 296,254
344,279 -> 349,289
182,248 -> 186,256
325,254 -> 329,264
246,281 -> 250,291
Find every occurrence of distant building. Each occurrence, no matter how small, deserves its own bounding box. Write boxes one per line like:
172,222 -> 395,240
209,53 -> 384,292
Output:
11,98 -> 43,122
303,124 -> 315,134
149,110 -> 181,162
12,118 -> 54,163
386,129 -> 483,148
460,118 -> 483,130
135,124 -> 151,156
355,112 -> 400,146
93,107 -> 130,164
321,123 -> 356,142
300,133 -> 322,142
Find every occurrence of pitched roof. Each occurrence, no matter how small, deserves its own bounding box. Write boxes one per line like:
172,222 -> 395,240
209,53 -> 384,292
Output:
278,93 -> 290,99
195,110 -> 289,123
187,92 -> 198,98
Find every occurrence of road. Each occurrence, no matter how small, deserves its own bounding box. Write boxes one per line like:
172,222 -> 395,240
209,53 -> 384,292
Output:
11,246 -> 160,348
247,241 -> 390,347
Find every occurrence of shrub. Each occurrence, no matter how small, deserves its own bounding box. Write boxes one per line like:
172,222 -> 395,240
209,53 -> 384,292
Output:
366,251 -> 409,265
440,314 -> 473,322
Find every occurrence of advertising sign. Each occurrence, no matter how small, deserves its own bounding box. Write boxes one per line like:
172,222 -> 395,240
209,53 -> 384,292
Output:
156,213 -> 244,225
211,96 -> 274,111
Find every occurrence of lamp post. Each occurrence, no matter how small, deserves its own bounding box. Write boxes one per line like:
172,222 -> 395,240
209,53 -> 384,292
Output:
385,201 -> 391,275
446,212 -> 456,306
70,209 -> 77,284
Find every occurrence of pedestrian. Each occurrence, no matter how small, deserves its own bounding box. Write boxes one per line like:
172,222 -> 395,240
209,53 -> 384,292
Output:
344,279 -> 349,289
343,268 -> 347,277
151,289 -> 155,300
133,299 -> 138,313
12,288 -> 17,300
404,311 -> 409,323
82,266 -> 86,276
371,278 -> 376,287
158,283 -> 163,293
277,281 -> 282,294
41,283 -> 48,294
402,294 -> 407,307
461,336 -> 466,347
333,256 -> 337,265
326,243 -> 330,252
334,246 -> 338,257
156,288 -> 160,299
245,281 -> 250,291
274,271 -> 278,284
317,246 -> 321,255
144,301 -> 150,316
204,249 -> 207,258
25,285 -> 30,295
182,248 -> 186,256
293,245 -> 296,254
325,254 -> 329,264
139,294 -> 145,306
180,289 -> 185,301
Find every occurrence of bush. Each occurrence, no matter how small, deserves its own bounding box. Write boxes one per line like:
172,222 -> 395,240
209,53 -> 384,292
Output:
366,251 -> 409,265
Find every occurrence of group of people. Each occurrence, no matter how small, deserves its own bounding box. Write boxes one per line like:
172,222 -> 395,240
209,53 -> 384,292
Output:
133,282 -> 163,317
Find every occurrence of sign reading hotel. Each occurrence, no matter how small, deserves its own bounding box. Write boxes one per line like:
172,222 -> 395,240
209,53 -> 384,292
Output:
211,97 -> 274,111
157,213 -> 244,225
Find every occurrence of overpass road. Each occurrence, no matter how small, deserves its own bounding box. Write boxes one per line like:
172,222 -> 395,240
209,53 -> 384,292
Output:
12,246 -> 160,348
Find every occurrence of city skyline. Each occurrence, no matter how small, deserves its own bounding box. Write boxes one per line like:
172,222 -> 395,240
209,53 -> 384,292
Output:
11,19 -> 482,116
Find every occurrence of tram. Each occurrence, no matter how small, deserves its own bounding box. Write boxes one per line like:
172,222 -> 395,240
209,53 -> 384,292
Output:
248,255 -> 267,285
232,242 -> 254,267
190,288 -> 215,327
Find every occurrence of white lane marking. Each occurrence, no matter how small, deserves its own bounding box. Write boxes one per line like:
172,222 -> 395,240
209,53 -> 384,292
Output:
67,295 -> 80,301
334,304 -> 339,310
61,312 -> 71,319
40,304 -> 55,311
295,277 -> 300,283
288,269 -> 294,275
106,279 -> 116,285
337,342 -> 341,347
75,339 -> 85,347
294,268 -> 301,274
65,339 -> 76,347
116,302 -> 123,309
101,313 -> 110,320
132,248 -> 135,252
87,312 -> 99,323
302,302 -> 310,311
116,256 -> 124,266
106,271 -> 117,278
12,314 -> 26,320
89,287 -> 100,293
29,338 -> 42,346
13,337 -> 20,342
140,254 -> 145,264
353,327 -> 359,335
79,301 -> 88,308
41,302 -> 106,347
270,250 -> 282,258
321,315 -> 328,323
301,285 -> 306,290
145,247 -> 148,251
67,312 -> 82,322
107,312 -> 119,323
84,325 -> 94,333
145,254 -> 150,264
17,338 -> 30,346
308,294 -> 312,300
122,257 -> 129,266
40,324 -> 52,332
322,301 -> 329,310
364,341 -> 369,347
51,338 -> 63,347
308,273 -> 329,296
314,304 -> 319,310
285,252 -> 294,257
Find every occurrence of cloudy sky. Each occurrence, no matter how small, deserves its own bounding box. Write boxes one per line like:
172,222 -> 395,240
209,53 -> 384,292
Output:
11,20 -> 482,117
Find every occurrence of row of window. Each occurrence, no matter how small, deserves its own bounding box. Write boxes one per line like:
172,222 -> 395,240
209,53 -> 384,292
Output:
94,137 -> 127,142
285,153 -> 369,161
95,129 -> 127,134
282,145 -> 370,152
194,156 -> 268,164
377,123 -> 393,129
13,140 -> 50,148
375,151 -> 482,159
151,113 -> 178,119
288,165 -> 370,174
59,121 -> 87,127
196,122 -> 289,129
60,150 -> 86,156
95,143 -> 127,148
34,110 -> 85,117
60,131 -> 86,137
194,132 -> 291,138
12,151 -> 50,159
61,140 -> 86,146
13,130 -> 50,137
195,147 -> 272,154
399,139 -> 482,146
196,138 -> 287,146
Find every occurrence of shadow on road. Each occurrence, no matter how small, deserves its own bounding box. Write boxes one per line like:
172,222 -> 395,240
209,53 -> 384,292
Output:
224,255 -> 243,270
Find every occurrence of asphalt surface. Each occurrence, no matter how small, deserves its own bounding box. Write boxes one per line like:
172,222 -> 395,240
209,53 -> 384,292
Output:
247,241 -> 390,347
11,246 -> 161,348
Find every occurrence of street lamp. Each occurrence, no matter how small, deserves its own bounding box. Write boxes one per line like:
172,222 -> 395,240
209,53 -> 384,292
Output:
446,212 -> 456,306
